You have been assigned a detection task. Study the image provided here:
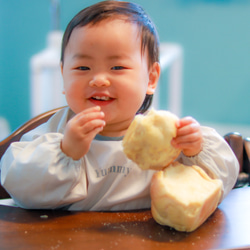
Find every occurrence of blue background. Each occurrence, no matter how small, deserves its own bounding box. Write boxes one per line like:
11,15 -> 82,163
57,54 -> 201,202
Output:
0,0 -> 250,130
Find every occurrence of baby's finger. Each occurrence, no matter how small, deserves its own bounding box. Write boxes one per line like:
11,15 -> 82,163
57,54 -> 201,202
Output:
176,121 -> 200,137
81,119 -> 106,135
173,133 -> 201,146
81,106 -> 102,114
74,109 -> 105,126
73,106 -> 101,119
177,116 -> 196,127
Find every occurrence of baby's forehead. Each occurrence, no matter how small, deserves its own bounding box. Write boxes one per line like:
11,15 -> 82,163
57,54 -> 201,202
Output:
81,15 -> 141,32
70,17 -> 141,44
71,19 -> 144,51
76,17 -> 144,46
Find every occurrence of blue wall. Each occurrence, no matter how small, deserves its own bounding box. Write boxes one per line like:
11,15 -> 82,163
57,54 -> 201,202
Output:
1,0 -> 250,130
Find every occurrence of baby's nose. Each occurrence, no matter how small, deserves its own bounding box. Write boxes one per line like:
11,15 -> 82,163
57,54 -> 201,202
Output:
89,75 -> 110,87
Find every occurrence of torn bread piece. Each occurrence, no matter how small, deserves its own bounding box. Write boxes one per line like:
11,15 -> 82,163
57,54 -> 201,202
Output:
150,162 -> 222,232
123,109 -> 181,170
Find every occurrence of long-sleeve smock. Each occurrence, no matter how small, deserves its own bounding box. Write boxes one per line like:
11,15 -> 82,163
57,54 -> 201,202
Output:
0,107 -> 239,211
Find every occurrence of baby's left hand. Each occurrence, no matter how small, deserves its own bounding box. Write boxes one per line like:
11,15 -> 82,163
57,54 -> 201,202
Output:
171,116 -> 203,157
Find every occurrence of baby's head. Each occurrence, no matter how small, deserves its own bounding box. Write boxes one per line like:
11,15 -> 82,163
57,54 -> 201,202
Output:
61,1 -> 160,113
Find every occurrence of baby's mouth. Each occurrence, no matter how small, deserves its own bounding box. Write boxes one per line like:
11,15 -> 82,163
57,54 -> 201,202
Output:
91,96 -> 113,101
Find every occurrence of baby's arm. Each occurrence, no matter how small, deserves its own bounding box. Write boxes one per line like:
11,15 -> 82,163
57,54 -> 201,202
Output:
61,106 -> 105,160
1,133 -> 87,209
0,107 -> 105,209
173,119 -> 239,200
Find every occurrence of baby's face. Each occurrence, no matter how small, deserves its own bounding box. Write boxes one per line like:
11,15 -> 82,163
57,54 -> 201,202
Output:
61,18 -> 158,136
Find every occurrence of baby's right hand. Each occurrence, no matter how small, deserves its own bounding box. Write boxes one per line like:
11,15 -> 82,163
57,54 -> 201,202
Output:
61,106 -> 105,160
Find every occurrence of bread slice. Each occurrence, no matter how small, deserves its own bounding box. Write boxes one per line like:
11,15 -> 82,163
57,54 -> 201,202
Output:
150,162 -> 222,232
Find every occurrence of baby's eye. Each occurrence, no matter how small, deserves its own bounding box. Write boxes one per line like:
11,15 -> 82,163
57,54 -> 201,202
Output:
111,66 -> 125,70
77,66 -> 90,71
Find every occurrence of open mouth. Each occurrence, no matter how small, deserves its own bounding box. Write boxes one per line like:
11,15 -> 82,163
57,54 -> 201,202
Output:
91,96 -> 113,101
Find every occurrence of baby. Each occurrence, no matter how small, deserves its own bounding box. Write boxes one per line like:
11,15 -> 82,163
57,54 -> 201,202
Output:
0,1 -> 238,210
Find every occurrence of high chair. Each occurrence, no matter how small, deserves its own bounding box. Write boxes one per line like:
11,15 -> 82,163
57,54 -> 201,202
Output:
224,132 -> 250,188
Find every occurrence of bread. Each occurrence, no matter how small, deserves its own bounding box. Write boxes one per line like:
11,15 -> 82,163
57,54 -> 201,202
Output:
150,162 -> 222,232
123,109 -> 222,232
123,109 -> 181,170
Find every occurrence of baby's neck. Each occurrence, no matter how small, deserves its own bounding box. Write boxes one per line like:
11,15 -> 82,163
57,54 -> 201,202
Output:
98,128 -> 127,138
99,122 -> 130,138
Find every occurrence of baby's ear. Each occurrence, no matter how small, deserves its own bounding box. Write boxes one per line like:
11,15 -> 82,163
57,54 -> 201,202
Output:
60,62 -> 63,74
60,62 -> 65,94
147,62 -> 160,95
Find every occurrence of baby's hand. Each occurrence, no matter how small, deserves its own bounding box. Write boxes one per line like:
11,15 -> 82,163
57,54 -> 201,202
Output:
61,106 -> 105,160
171,117 -> 203,157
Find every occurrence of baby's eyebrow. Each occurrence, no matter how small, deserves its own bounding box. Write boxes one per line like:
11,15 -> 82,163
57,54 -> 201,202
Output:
72,53 -> 93,60
107,55 -> 123,60
107,54 -> 131,61
72,53 -> 131,61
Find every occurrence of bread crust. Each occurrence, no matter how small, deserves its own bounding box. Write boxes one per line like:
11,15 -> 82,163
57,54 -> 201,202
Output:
150,162 -> 222,232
